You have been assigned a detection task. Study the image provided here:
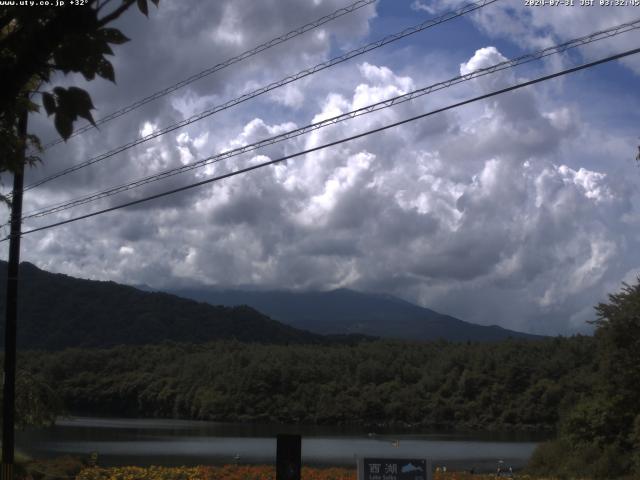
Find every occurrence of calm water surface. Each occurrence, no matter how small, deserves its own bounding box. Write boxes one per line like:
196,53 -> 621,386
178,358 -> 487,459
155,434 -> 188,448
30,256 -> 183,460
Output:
17,417 -> 546,470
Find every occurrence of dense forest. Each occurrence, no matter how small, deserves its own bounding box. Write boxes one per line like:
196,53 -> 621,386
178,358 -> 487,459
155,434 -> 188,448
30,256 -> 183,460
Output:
20,336 -> 595,431
528,281 -> 640,478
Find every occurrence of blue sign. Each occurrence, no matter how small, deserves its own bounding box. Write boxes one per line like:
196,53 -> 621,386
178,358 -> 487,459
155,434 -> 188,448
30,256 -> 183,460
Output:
363,458 -> 427,480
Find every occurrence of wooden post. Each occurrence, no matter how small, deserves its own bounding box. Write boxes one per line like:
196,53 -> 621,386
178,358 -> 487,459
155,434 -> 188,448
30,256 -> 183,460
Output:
276,434 -> 301,480
1,109 -> 27,480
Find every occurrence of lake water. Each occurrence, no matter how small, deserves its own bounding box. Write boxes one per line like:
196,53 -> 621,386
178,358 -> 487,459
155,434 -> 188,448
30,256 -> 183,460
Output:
16,417 -> 545,471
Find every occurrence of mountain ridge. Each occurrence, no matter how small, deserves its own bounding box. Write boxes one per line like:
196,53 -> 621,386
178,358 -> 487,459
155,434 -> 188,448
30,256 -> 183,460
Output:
0,261 -> 542,348
162,285 -> 543,342
0,261 -> 334,350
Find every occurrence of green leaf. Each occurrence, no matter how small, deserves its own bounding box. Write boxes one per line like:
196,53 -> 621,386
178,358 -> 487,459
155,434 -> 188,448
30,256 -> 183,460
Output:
96,58 -> 115,82
57,103 -> 78,123
66,87 -> 96,126
42,92 -> 56,116
99,27 -> 130,45
52,86 -> 66,98
26,134 -> 43,153
95,39 -> 114,56
67,86 -> 93,107
54,112 -> 73,140
76,108 -> 95,126
137,0 -> 148,16
79,55 -> 100,81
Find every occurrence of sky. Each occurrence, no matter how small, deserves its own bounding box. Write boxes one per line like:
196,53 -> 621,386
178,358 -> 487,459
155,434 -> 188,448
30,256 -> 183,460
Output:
3,0 -> 640,335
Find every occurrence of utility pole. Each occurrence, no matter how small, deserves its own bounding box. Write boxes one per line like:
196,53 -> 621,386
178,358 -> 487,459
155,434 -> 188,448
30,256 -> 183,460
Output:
1,109 -> 27,480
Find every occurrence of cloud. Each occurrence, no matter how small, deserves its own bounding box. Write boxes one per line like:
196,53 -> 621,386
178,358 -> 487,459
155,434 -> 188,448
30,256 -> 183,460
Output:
4,3 -> 640,337
424,0 -> 640,74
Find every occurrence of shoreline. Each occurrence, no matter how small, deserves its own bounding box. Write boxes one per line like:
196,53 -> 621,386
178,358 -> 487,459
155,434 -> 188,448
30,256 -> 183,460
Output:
18,416 -> 541,474
56,413 -> 555,436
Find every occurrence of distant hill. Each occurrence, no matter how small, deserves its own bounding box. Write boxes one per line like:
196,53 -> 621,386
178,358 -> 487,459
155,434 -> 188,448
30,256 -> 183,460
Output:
0,261 -> 334,350
164,287 -> 543,342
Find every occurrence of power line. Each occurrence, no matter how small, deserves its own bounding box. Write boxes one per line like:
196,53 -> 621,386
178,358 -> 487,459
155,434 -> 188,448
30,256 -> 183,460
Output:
40,0 -> 377,150
9,46 -> 640,241
20,18 -> 640,221
23,0 -> 500,193
22,18 -> 639,219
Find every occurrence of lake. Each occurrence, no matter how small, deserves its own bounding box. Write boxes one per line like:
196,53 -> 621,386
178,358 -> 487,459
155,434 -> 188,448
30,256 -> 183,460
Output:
16,417 -> 545,472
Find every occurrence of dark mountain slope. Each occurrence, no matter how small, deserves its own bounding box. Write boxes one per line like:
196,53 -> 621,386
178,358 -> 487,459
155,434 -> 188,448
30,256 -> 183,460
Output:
0,262 -> 327,350
167,287 -> 543,342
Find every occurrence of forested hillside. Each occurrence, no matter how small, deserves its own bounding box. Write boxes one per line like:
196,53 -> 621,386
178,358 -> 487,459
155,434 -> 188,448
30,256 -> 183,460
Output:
0,262 -> 330,349
21,336 -> 596,431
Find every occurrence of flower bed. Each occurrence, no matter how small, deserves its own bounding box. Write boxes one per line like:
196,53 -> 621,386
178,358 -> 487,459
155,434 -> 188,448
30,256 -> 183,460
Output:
76,465 -> 356,480
37,463 -> 545,480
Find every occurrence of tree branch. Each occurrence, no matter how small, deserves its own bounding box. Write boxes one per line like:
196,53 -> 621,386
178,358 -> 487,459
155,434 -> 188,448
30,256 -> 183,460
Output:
97,0 -> 136,27
97,0 -> 118,13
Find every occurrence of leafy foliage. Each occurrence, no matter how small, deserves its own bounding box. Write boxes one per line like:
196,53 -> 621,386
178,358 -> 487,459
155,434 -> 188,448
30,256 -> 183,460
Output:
529,279 -> 640,478
527,437 -> 626,480
20,336 -> 595,431
24,455 -> 94,480
0,0 -> 159,175
0,367 -> 62,429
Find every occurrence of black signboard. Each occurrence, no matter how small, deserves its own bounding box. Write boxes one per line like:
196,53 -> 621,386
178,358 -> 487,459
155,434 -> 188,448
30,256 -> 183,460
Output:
362,458 -> 427,480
